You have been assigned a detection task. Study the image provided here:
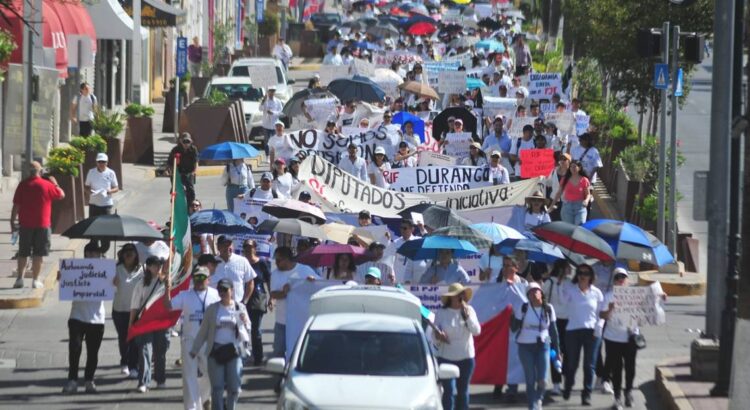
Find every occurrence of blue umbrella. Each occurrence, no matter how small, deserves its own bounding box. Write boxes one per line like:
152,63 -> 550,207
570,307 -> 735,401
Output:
397,236 -> 479,260
470,223 -> 525,244
328,77 -> 386,103
199,141 -> 260,161
466,77 -> 485,90
392,111 -> 425,142
582,219 -> 675,267
190,209 -> 255,234
495,238 -> 565,264
475,39 -> 505,53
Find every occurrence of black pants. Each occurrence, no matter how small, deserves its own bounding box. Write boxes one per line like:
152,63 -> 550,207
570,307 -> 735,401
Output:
79,121 -> 93,137
88,205 -> 112,253
180,172 -> 196,207
112,310 -> 138,369
248,308 -> 265,364
604,339 -> 637,398
67,319 -> 104,382
552,318 -> 568,384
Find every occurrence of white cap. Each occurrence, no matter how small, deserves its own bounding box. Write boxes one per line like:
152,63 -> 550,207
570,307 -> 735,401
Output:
96,153 -> 108,162
374,146 -> 386,155
527,281 -> 543,295
275,120 -> 285,127
613,267 -> 629,277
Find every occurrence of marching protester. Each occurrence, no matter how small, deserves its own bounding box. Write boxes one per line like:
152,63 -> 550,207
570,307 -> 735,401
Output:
245,172 -> 278,200
356,242 -> 396,285
461,142 -> 488,167
546,153 -> 571,221
260,87 -> 284,153
543,260 -> 573,395
167,133 -> 199,206
271,158 -> 297,199
328,253 -> 357,281
551,160 -> 591,225
339,143 -> 368,181
63,243 -> 106,394
112,243 -> 143,379
368,146 -> 392,188
510,125 -> 537,179
210,236 -> 257,305
85,153 -> 119,253
241,239 -> 271,366
479,246 -> 505,283
420,249 -> 471,285
164,266 -> 220,410
190,279 -> 251,410
561,264 -> 604,405
571,133 -> 603,185
70,82 -> 98,136
130,256 -> 169,393
221,159 -> 254,212
393,141 -> 419,168
390,218 -> 427,284
433,283 -> 481,410
489,150 -> 511,185
524,191 -> 552,233
363,266 -> 383,285
401,120 -> 421,148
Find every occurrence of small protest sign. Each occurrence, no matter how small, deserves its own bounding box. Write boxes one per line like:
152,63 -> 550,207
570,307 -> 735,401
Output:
483,97 -> 517,119
609,282 -> 666,329
508,116 -> 536,138
234,197 -> 271,224
418,151 -> 457,167
576,115 -> 590,135
318,65 -> 350,86
520,148 -> 555,178
244,65 -> 279,89
232,233 -> 273,258
351,58 -> 375,77
528,73 -> 562,100
59,259 -> 116,301
444,132 -> 474,157
544,112 -> 576,136
438,71 -> 467,94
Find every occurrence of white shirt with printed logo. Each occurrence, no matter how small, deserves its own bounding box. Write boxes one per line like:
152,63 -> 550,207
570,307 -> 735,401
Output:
170,288 -> 221,340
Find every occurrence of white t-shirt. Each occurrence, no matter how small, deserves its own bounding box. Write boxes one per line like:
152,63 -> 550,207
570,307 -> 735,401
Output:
562,282 -> 604,331
210,254 -> 257,303
543,277 -> 570,319
250,187 -> 276,200
130,278 -> 161,312
514,303 -> 557,344
432,306 -> 481,361
170,288 -> 221,340
85,168 -> 118,207
273,173 -> 296,199
602,290 -> 631,343
570,145 -> 603,184
74,94 -> 96,121
489,164 -> 510,185
339,156 -> 368,181
113,264 -> 144,312
260,97 -> 283,130
368,161 -> 391,188
70,301 -> 106,324
338,111 -> 357,128
223,163 -> 255,189
510,137 -> 536,176
479,254 -> 504,282
355,260 -> 396,285
214,303 -> 240,345
135,241 -> 170,263
270,263 -> 319,325
524,212 -> 551,232
391,236 -> 427,283
269,135 -> 295,163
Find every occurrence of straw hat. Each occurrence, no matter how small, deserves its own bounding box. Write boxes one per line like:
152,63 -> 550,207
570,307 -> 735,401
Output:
440,283 -> 474,304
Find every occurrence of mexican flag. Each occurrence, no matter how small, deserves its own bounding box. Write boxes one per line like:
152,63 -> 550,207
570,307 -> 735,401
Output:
127,172 -> 193,341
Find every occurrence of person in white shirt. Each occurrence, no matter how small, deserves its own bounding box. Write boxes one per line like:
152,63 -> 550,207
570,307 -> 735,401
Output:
542,260 -> 572,395
272,159 -> 297,199
355,242 -> 396,285
269,247 -> 319,359
339,143 -> 368,181
69,82 -> 97,136
389,219 -> 427,283
209,236 -> 257,305
488,151 -> 510,185
337,101 -> 358,129
570,133 -> 603,184
523,191 -> 552,234
259,87 -> 283,154
513,282 -> 560,410
112,244 -> 143,379
222,159 -> 255,212
392,141 -> 418,168
164,267 -> 220,410
560,264 -> 604,405
509,125 -> 537,178
85,153 -> 119,253
268,121 -> 294,166
368,146 -> 391,188
272,38 -> 293,71
322,46 -> 343,66
135,239 -> 170,263
432,283 -> 481,410
245,172 -> 278,200
461,142 -> 489,167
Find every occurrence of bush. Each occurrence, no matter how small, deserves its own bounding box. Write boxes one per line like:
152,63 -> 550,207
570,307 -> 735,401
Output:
46,146 -> 84,177
207,89 -> 229,106
0,28 -> 16,65
258,11 -> 280,37
92,110 -> 126,139
70,135 -> 107,154
124,103 -> 155,118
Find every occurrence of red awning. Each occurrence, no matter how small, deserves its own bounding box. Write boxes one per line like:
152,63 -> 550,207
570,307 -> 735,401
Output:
46,0 -> 97,52
0,0 -> 69,77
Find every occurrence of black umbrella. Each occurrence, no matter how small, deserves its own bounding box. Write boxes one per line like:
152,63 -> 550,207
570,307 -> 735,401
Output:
62,214 -> 164,242
478,17 -> 503,30
433,107 -> 478,141
328,77 -> 386,103
283,88 -> 339,118
398,204 -> 472,230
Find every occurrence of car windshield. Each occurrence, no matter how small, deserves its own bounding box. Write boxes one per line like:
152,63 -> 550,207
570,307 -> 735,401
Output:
207,84 -> 262,102
297,330 -> 427,376
312,14 -> 341,25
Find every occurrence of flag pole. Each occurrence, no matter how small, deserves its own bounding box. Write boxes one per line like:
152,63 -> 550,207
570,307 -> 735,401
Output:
168,154 -> 181,277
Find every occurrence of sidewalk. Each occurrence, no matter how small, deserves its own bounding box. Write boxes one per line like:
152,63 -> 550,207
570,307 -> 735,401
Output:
655,358 -> 729,410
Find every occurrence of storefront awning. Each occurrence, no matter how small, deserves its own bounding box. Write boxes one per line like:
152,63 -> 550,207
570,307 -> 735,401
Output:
118,0 -> 187,28
85,0 -> 149,40
47,0 -> 97,52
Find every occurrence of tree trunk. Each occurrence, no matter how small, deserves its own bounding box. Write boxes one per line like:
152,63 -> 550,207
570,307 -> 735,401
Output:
637,106 -> 644,144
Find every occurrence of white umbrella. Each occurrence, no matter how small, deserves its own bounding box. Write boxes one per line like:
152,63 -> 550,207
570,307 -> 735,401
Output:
373,68 -> 404,98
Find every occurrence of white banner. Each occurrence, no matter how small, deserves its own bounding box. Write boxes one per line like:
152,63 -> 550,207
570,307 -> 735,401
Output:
351,58 -> 376,77
304,98 -> 338,124
59,259 -> 116,301
418,151 -> 457,167
544,112 -> 576,137
438,71 -> 467,94
244,65 -> 279,89
609,282 -> 666,329
444,132 -> 474,157
528,73 -> 563,100
319,65 -> 351,86
483,96 -> 518,119
386,166 -> 492,193
279,127 -> 400,165
297,155 -> 542,217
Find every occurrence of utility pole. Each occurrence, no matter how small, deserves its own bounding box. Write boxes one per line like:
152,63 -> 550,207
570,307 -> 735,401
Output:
668,24 -> 679,255
22,0 -> 34,177
132,0 -> 142,103
705,0 -> 734,339
657,21 -> 669,243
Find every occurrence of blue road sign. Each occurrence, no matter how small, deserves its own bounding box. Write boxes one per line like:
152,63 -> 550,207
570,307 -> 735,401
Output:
675,68 -> 684,97
256,0 -> 264,23
654,63 -> 669,90
176,36 -> 188,78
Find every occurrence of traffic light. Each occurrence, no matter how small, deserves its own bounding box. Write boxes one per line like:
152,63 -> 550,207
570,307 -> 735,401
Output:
637,28 -> 662,58
683,33 -> 705,64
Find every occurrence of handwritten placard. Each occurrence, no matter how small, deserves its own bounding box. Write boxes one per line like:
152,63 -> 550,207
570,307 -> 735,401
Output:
318,65 -> 350,86
444,132 -> 474,157
609,282 -> 666,329
520,148 -> 555,178
244,65 -> 279,89
438,71 -> 467,94
528,73 -> 562,100
483,96 -> 518,119
304,98 -> 338,124
544,112 -> 576,136
59,259 -> 116,301
508,116 -> 536,138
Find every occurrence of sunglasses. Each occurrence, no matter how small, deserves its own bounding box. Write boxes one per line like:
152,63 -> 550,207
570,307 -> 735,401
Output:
193,275 -> 208,281
218,287 -> 230,293
97,160 -> 107,163
400,225 -> 412,230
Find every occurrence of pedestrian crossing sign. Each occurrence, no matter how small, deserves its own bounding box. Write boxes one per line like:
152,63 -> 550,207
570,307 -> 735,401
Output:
675,68 -> 684,97
654,64 -> 669,90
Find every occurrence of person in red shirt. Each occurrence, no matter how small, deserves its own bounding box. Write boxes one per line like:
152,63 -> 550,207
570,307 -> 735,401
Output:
10,161 -> 65,289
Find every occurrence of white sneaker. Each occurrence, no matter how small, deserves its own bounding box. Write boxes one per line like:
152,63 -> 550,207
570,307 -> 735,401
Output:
84,381 -> 97,393
137,385 -> 148,393
551,383 -> 562,395
602,380 -> 615,395
32,280 -> 44,289
121,366 -> 130,375
13,277 -> 23,289
613,398 -> 624,410
62,380 -> 77,394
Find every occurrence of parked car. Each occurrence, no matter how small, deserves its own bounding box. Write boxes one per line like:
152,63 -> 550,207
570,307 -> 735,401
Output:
267,285 -> 459,410
229,58 -> 295,104
203,76 -> 264,136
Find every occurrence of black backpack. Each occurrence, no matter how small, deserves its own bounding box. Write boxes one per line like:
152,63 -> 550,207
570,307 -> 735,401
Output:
249,187 -> 278,199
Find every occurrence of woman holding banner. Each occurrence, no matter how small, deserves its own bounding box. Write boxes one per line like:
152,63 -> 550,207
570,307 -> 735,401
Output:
433,283 -> 481,410
393,141 -> 418,168
368,146 -> 392,188
550,160 -> 591,226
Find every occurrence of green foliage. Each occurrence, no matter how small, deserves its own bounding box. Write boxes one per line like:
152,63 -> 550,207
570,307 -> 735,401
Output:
0,28 -> 16,64
69,135 -> 107,154
207,89 -> 229,106
258,11 -> 280,37
588,102 -> 638,145
617,137 -> 655,182
124,103 -> 155,118
46,146 -> 84,177
573,58 -> 603,104
92,110 -> 126,139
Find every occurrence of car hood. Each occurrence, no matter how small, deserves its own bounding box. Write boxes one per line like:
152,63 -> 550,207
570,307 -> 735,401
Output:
287,372 -> 438,409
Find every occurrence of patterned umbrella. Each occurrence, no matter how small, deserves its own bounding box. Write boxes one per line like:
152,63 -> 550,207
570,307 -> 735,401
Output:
532,221 -> 616,263
470,223 -> 526,244
582,219 -> 675,267
427,225 -> 494,249
261,199 -> 327,225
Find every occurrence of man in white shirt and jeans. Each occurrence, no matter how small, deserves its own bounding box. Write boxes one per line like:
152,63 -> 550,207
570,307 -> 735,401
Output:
70,82 -> 97,136
85,153 -> 119,252
209,236 -> 257,305
260,87 -> 283,155
339,143 -> 368,181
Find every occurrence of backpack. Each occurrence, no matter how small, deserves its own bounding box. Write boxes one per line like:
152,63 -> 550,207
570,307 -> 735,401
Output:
510,302 -> 552,337
249,187 -> 278,199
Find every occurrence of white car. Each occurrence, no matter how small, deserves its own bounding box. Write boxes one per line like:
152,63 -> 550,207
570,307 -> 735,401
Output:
229,57 -> 295,104
267,286 -> 459,410
203,77 -> 264,135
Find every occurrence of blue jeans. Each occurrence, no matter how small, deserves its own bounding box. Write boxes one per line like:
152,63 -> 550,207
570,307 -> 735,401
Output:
561,201 -> 587,225
518,342 -> 550,409
564,329 -> 599,394
207,355 -> 242,410
438,357 -> 475,410
273,323 -> 286,358
112,310 -> 138,370
225,184 -> 248,212
136,330 -> 170,387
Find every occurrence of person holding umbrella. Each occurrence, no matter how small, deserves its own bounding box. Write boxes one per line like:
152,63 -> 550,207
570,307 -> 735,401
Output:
221,159 -> 255,212
328,253 -> 357,281
420,249 -> 471,285
112,243 -> 143,379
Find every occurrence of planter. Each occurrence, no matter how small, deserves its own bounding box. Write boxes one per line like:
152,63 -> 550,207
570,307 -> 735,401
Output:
180,100 -> 245,151
51,173 -> 81,234
107,137 -> 124,189
124,117 -> 154,165
163,88 -> 189,133
74,165 -> 85,221
189,77 -> 210,101
258,35 -> 277,56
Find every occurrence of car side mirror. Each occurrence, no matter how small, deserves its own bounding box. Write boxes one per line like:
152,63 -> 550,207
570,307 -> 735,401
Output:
437,363 -> 460,380
287,78 -> 296,85
266,357 -> 286,374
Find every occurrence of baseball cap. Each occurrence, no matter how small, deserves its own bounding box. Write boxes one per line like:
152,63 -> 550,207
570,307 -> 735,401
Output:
197,253 -> 222,265
527,281 -> 543,295
365,267 -> 382,280
613,267 -> 629,277
192,266 -> 210,279
369,241 -> 386,250
490,150 -> 501,158
261,172 -> 273,181
181,133 -> 193,142
268,86 -> 277,91
216,235 -> 232,246
275,120 -> 285,127
358,210 -> 371,219
96,153 -> 108,162
494,115 -> 504,122
454,119 -> 464,126
470,141 -> 481,150
217,278 -> 233,290
275,158 -> 286,165
374,146 -> 386,155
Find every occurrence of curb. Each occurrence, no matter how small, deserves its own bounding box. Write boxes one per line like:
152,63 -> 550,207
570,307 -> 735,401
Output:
592,184 -> 620,220
638,271 -> 707,296
655,358 -> 694,410
290,64 -> 322,72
